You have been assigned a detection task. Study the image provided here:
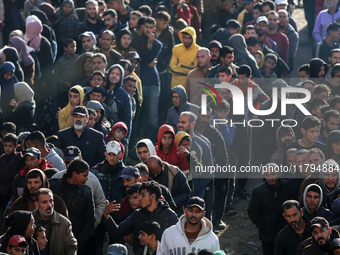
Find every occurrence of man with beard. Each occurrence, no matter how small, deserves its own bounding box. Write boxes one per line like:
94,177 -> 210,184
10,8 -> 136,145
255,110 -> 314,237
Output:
318,110 -> 340,145
158,197 -> 220,255
319,159 -> 340,209
100,9 -> 128,38
270,126 -> 296,165
248,163 -> 287,255
32,188 -> 77,255
96,30 -> 122,68
326,49 -> 340,80
300,217 -> 339,255
274,200 -> 311,255
79,0 -> 105,39
255,16 -> 278,52
208,40 -> 222,67
79,31 -> 98,53
58,106 -> 106,168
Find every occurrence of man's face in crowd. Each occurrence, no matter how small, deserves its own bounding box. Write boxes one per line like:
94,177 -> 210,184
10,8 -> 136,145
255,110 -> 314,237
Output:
104,14 -> 116,29
295,153 -> 308,172
185,206 -> 205,225
252,8 -> 262,20
221,53 -> 235,66
279,131 -> 293,146
36,192 -> 54,218
332,141 -> 340,156
92,56 -> 106,72
322,168 -> 339,191
105,151 -> 120,166
24,216 -> 36,238
138,230 -> 152,246
122,176 -> 138,191
247,44 -> 259,55
312,227 -> 331,246
129,14 -> 139,29
123,80 -> 137,96
306,191 -> 320,212
139,189 -> 153,209
25,156 -> 40,170
302,126 -> 320,144
286,152 -> 295,166
210,47 -> 220,62
82,36 -> 95,52
197,111 -> 212,130
88,113 -> 96,128
171,92 -> 181,108
330,52 -> 340,67
278,11 -> 289,27
90,91 -> 104,102
108,67 -> 122,85
262,5 -> 272,16
244,29 -> 257,39
27,177 -> 42,196
318,65 -> 326,78
86,2 -> 98,20
308,152 -> 324,167
73,114 -> 88,131
263,170 -> 280,187
256,21 -> 268,36
143,22 -> 156,36
268,13 -> 278,31
69,91 -> 80,107
325,117 -> 340,133
72,170 -> 89,186
137,146 -> 150,163
182,33 -> 193,49
128,192 -> 141,209
100,32 -> 114,51
283,205 -> 302,229
177,115 -> 191,133
197,50 -> 210,68
299,71 -> 309,81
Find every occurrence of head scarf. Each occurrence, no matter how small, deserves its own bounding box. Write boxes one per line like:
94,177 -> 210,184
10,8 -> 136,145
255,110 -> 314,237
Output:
25,15 -> 43,51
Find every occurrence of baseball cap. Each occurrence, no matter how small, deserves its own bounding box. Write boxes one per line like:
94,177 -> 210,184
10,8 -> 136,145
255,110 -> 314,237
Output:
72,106 -> 89,117
64,146 -> 82,160
310,217 -> 329,229
106,141 -> 121,155
24,147 -> 41,158
126,51 -> 141,62
8,235 -> 28,247
119,166 -> 140,180
78,31 -> 96,41
242,0 -> 253,4
107,244 -> 127,255
256,16 -> 268,25
275,0 -> 288,5
208,40 -> 222,50
187,196 -> 205,210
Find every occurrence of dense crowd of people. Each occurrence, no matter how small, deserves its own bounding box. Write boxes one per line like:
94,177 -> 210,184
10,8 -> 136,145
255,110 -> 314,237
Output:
1,0 -> 340,254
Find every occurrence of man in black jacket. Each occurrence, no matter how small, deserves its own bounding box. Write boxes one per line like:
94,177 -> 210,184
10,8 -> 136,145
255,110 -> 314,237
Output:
50,159 -> 95,255
103,181 -> 178,253
58,106 -> 106,168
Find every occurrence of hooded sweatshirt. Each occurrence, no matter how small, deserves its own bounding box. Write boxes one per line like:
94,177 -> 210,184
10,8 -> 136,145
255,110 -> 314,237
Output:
309,58 -> 328,78
107,121 -> 128,145
302,183 -> 334,223
156,124 -> 189,172
105,64 -> 132,138
158,214 -> 220,255
113,29 -> 136,57
0,62 -> 18,114
270,126 -> 296,165
136,138 -> 157,163
58,85 -> 84,130
86,100 -> 107,137
169,27 -> 200,89
166,85 -> 199,131
228,34 -> 262,78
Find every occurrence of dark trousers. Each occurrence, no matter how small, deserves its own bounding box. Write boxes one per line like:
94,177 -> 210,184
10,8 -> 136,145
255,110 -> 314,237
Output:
303,0 -> 316,38
213,178 -> 229,222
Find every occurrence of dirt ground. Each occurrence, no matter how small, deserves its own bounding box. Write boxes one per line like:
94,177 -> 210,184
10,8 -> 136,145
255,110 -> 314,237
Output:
216,3 -> 313,254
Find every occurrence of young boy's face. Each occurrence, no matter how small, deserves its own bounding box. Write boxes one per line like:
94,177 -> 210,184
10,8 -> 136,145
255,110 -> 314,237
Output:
244,29 -> 256,39
95,109 -> 102,122
90,74 -> 105,87
4,141 -> 16,155
88,113 -> 96,128
217,88 -> 231,100
36,231 -> 48,252
156,19 -> 169,31
128,192 -> 141,209
299,70 -> 309,81
215,108 -> 229,119
161,133 -> 173,150
254,53 -> 262,65
252,8 -> 262,20
264,58 -> 276,70
179,139 -> 190,150
138,230 -> 153,246
3,71 -> 14,81
7,246 -> 26,255
113,128 -> 126,141
129,14 -> 139,29
68,91 -> 80,107
218,72 -> 231,83
64,42 -> 76,55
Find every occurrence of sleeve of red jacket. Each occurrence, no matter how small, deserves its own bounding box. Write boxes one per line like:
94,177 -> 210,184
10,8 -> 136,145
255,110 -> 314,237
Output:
177,7 -> 191,26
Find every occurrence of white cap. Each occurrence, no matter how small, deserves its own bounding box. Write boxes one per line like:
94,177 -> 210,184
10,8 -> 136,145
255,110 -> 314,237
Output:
275,0 -> 288,5
256,16 -> 268,25
106,141 -> 121,155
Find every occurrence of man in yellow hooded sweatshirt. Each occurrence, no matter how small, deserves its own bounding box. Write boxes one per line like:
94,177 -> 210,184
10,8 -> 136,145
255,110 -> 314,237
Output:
58,85 -> 85,130
169,27 -> 199,90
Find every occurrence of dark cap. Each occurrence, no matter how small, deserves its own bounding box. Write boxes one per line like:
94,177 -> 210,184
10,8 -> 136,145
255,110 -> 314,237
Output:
64,146 -> 82,160
119,166 -> 140,180
91,85 -> 106,96
208,40 -> 222,50
187,196 -> 205,210
126,51 -> 141,62
72,106 -> 89,117
24,147 -> 41,158
328,130 -> 340,145
8,235 -> 27,247
311,217 -> 329,229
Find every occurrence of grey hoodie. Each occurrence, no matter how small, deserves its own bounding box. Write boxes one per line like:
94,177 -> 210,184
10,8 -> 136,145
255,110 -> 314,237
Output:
270,126 -> 296,165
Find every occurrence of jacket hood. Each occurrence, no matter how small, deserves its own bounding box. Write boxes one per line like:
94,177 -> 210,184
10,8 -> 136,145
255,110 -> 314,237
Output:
4,210 -> 32,237
275,126 -> 296,150
177,214 -> 213,239
179,27 -> 197,49
157,124 -> 177,154
136,138 -> 157,161
107,121 -> 128,141
309,58 -> 327,78
303,184 -> 323,214
175,131 -> 190,147
172,85 -> 188,112
86,100 -> 105,128
14,82 -> 34,104
68,85 -> 84,106
106,64 -> 125,92
73,52 -> 94,76
228,34 -> 248,59
22,168 -> 49,203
